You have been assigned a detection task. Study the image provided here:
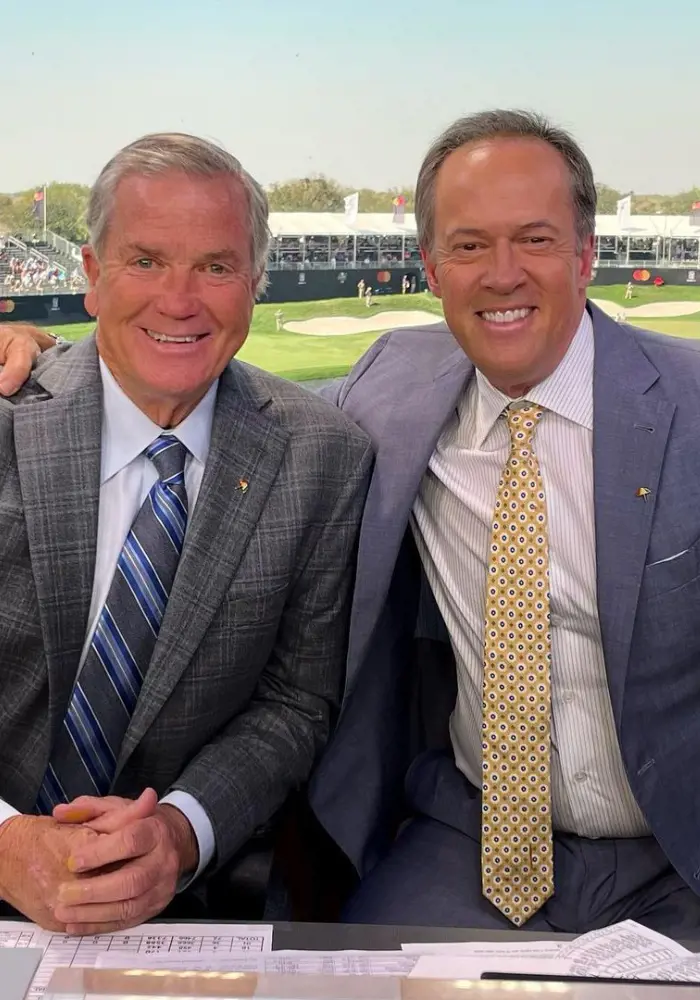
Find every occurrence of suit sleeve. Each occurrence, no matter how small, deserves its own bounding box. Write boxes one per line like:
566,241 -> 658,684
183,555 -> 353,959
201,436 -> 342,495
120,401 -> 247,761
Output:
33,340 -> 73,374
316,378 -> 344,406
320,334 -> 393,409
168,436 -> 374,869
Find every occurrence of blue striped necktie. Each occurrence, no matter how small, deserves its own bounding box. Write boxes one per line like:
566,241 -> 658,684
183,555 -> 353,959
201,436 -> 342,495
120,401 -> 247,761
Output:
37,435 -> 189,813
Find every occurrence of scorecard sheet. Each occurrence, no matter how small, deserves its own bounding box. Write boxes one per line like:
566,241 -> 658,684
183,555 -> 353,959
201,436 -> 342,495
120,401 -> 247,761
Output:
0,919 -> 272,998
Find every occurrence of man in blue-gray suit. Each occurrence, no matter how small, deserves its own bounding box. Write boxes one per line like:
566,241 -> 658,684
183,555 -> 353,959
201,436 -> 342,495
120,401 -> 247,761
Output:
4,110 -> 700,933
307,110 -> 700,934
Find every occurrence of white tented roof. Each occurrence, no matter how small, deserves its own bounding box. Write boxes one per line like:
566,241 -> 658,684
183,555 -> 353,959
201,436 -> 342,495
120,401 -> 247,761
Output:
268,213 -> 417,237
594,214 -> 700,239
267,212 -> 700,239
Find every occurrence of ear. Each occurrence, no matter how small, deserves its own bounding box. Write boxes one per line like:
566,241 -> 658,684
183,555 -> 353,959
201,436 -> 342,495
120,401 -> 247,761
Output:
421,246 -> 442,299
579,233 -> 595,288
81,245 -> 100,317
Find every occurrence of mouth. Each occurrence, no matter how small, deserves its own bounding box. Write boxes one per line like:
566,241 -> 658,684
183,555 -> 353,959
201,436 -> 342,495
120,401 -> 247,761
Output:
143,329 -> 210,344
476,307 -> 536,327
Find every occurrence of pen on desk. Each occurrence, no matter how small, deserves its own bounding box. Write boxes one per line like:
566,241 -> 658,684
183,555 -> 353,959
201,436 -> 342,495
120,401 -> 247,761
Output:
480,973 -> 696,986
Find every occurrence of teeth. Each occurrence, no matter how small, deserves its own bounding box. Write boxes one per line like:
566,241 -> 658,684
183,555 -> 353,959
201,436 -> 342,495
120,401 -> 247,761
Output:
146,330 -> 202,343
481,307 -> 533,324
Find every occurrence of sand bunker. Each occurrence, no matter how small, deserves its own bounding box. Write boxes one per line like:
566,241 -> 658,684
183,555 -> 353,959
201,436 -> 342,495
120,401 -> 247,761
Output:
284,310 -> 442,336
590,299 -> 700,318
286,302 -> 700,337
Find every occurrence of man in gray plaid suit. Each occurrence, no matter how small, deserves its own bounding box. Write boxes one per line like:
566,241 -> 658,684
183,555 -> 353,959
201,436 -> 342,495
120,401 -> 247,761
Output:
0,133 -> 372,933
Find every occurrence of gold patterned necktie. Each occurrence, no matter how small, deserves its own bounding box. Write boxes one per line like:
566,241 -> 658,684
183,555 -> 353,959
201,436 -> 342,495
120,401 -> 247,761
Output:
481,402 -> 553,926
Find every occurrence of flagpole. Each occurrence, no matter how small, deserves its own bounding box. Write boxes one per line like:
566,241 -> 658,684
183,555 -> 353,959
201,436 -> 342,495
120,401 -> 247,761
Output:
42,184 -> 47,235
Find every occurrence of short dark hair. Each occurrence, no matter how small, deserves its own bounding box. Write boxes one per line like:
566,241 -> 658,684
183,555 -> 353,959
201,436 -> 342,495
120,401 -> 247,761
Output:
415,109 -> 597,253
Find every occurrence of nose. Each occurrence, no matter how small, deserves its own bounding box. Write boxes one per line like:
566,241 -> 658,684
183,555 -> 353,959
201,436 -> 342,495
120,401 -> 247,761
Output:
156,266 -> 200,319
481,239 -> 526,295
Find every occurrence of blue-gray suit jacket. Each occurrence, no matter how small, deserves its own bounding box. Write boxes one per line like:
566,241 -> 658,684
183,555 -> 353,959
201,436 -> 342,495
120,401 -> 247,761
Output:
309,301 -> 700,899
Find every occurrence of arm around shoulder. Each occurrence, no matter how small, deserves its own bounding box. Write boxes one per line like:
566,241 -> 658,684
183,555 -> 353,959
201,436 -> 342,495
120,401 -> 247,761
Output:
0,325 -> 73,397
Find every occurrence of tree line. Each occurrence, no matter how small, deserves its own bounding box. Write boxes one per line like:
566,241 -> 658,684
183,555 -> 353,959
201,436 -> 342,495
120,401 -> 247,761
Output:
1,177 -> 699,246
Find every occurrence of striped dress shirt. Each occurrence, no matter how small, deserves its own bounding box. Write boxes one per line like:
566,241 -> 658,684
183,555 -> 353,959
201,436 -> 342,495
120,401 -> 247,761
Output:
411,310 -> 649,838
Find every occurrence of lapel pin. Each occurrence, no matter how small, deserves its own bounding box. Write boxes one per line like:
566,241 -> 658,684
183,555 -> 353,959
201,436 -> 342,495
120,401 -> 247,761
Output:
635,487 -> 652,502
235,479 -> 249,494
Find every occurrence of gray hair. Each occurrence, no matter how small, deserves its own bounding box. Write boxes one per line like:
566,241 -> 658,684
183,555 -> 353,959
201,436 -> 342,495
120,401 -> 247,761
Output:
86,132 -> 270,295
415,109 -> 597,254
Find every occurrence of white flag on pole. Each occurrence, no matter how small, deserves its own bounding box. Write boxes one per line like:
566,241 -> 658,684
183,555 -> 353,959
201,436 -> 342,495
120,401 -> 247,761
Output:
344,192 -> 359,225
616,194 -> 632,230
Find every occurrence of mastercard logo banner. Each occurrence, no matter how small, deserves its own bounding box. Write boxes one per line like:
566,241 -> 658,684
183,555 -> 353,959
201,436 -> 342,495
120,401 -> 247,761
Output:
632,269 -> 650,282
0,300 -> 15,314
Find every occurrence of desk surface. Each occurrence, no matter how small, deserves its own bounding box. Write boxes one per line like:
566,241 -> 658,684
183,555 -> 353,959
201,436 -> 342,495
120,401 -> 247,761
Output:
268,921 -> 700,952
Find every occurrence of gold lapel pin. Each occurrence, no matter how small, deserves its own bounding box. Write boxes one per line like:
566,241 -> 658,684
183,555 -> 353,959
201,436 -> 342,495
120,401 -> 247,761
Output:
635,487 -> 652,502
235,479 -> 249,494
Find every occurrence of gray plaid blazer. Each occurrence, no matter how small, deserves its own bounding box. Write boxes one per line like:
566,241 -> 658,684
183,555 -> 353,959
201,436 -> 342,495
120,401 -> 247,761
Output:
0,335 -> 372,869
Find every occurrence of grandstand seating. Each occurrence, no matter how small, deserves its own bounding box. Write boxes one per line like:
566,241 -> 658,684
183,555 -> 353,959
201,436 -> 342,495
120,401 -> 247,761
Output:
0,240 -> 27,287
0,232 -> 84,293
23,235 -> 76,273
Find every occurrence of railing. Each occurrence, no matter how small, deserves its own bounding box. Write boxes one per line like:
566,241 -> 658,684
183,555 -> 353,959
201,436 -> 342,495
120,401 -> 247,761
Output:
33,229 -> 83,263
268,260 -> 422,270
4,234 -> 53,268
2,259 -> 700,301
594,258 -> 700,268
3,234 -> 29,255
0,280 -> 86,297
19,229 -> 80,264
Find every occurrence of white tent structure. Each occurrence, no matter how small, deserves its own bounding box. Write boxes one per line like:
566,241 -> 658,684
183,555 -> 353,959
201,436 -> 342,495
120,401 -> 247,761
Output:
269,213 -> 417,236
594,214 -> 700,239
269,212 -> 700,240
265,212 -> 700,269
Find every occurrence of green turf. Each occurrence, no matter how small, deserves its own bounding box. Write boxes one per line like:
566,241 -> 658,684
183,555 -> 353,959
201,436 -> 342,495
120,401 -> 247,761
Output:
589,284 -> 700,306
45,285 -> 700,379
50,294 -> 446,381
633,317 -> 700,339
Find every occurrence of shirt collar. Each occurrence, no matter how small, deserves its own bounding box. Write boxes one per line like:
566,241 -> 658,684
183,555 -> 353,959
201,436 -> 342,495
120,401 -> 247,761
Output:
99,358 -> 219,485
472,308 -> 594,448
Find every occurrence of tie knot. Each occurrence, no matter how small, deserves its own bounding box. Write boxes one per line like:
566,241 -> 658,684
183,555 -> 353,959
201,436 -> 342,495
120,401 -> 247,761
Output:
145,435 -> 188,485
506,403 -> 545,447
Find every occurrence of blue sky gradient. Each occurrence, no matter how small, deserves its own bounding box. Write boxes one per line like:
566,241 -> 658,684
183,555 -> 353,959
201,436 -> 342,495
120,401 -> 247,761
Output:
3,0 -> 699,194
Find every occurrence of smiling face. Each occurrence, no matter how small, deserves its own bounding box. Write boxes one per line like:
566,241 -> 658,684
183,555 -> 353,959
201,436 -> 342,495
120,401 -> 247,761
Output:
423,137 -> 594,397
82,170 -> 257,426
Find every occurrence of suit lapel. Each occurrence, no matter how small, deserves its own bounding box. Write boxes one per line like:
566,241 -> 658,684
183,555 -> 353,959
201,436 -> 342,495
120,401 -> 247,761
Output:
592,307 -> 675,724
117,363 -> 289,770
14,338 -> 102,758
346,343 -> 472,684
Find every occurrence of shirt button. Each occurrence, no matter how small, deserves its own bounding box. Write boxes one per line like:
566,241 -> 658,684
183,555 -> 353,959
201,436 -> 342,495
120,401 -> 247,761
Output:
574,771 -> 589,783
562,692 -> 574,704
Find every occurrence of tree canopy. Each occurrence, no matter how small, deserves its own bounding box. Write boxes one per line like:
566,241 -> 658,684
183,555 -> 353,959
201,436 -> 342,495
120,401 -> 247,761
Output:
1,176 -> 697,245
0,183 -> 90,244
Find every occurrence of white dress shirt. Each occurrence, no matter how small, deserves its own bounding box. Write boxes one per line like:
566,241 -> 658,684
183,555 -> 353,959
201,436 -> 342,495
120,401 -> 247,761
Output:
0,360 -> 219,878
412,310 -> 650,838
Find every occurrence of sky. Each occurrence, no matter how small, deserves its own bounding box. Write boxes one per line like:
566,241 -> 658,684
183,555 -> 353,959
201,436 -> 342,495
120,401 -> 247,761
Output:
3,0 -> 699,196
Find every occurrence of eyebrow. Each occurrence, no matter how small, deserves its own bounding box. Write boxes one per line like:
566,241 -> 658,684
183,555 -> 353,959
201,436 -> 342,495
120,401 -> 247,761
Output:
123,244 -> 244,264
122,243 -> 162,258
446,220 -> 559,240
197,249 -> 245,263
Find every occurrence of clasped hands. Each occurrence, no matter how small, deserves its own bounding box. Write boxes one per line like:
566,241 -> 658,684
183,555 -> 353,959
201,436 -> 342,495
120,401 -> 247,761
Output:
0,788 -> 199,934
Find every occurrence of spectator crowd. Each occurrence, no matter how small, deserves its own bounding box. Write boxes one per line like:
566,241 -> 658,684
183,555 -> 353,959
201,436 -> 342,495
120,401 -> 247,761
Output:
0,241 -> 84,293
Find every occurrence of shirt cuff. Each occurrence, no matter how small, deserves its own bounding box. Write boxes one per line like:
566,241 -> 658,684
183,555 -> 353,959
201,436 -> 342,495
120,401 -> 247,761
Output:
159,791 -> 215,890
0,799 -> 20,828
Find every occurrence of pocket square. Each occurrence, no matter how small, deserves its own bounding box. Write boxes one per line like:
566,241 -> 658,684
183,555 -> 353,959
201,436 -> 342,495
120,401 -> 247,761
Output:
646,548 -> 690,569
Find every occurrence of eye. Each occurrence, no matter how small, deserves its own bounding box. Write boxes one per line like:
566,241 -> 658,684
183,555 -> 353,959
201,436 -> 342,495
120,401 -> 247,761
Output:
135,257 -> 155,269
206,262 -> 228,275
524,237 -> 551,245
